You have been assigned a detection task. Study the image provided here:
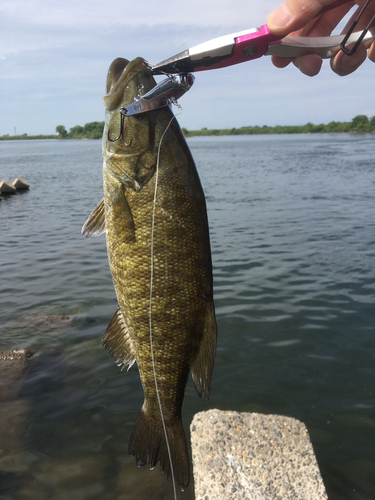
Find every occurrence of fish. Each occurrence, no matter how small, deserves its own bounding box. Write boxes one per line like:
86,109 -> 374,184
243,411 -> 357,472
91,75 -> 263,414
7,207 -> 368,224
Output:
82,57 -> 217,489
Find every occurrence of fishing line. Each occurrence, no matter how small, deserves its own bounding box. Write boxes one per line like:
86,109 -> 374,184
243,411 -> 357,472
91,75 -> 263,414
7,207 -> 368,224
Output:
149,109 -> 181,500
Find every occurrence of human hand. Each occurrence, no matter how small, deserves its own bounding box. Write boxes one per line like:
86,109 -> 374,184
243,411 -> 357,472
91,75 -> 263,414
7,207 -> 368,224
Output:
267,0 -> 375,76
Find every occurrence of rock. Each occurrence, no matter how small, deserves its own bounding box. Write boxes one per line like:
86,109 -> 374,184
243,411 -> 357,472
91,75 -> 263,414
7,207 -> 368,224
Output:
0,351 -> 34,487
19,455 -> 109,499
0,350 -> 33,362
0,400 -> 30,455
0,180 -> 16,194
0,350 -> 68,497
0,350 -> 34,401
18,351 -> 66,400
20,315 -> 76,332
110,459 -> 181,500
12,177 -> 30,190
190,409 -> 328,500
0,470 -> 22,496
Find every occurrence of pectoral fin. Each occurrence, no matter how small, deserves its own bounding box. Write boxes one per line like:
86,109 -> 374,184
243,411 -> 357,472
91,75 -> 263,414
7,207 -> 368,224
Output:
82,199 -> 105,237
191,302 -> 217,400
111,186 -> 136,243
103,308 -> 137,370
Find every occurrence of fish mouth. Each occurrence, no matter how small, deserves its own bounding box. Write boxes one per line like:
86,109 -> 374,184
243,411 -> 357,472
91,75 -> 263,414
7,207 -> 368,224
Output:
103,57 -> 155,112
103,57 -> 160,157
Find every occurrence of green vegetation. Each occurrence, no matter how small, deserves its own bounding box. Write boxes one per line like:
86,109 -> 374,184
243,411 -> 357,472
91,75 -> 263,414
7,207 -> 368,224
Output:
56,121 -> 104,139
2,115 -> 374,141
0,121 -> 105,141
182,115 -> 375,137
0,134 -> 57,141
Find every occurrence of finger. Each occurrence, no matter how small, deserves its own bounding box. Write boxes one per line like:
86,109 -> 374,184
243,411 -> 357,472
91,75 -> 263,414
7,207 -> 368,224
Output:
341,1 -> 375,33
270,55 -> 293,68
330,42 -> 367,75
368,42 -> 375,63
293,54 -> 323,76
267,0 -> 342,36
293,2 -> 355,37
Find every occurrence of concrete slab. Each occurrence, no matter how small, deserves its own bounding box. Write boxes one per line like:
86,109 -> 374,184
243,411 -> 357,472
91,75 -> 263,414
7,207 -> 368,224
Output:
190,409 -> 328,500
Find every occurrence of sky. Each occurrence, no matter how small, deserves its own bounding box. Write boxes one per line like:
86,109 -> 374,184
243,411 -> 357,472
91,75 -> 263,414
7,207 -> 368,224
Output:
1,0 -> 374,136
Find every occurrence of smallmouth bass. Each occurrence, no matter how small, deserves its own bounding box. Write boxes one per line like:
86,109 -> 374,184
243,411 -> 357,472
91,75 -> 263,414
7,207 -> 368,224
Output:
82,57 -> 217,489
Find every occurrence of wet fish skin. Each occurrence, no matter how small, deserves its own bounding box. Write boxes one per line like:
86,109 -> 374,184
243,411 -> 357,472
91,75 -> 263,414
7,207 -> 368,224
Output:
83,57 -> 217,489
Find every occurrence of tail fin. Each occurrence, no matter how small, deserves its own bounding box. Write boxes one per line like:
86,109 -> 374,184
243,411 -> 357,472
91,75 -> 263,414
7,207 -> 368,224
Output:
128,409 -> 190,489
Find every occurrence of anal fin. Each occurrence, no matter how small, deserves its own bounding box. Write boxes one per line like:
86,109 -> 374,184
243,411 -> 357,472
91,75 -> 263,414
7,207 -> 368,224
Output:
82,198 -> 105,237
191,302 -> 217,400
103,308 -> 136,370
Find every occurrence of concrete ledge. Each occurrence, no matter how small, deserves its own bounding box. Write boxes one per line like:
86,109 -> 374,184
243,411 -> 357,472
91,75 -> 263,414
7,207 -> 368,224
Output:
190,409 -> 327,500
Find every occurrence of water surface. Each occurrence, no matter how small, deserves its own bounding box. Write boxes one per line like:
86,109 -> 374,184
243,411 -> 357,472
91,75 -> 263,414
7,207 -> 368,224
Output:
0,134 -> 374,499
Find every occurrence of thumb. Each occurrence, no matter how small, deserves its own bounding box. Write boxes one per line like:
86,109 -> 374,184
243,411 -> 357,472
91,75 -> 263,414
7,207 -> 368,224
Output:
267,0 -> 337,35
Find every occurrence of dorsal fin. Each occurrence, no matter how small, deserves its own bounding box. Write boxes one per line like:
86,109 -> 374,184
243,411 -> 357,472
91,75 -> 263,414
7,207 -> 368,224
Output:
102,309 -> 137,371
81,199 -> 105,237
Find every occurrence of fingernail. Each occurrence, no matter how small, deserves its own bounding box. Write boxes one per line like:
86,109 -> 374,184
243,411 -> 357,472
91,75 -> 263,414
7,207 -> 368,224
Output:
341,53 -> 362,70
268,3 -> 291,29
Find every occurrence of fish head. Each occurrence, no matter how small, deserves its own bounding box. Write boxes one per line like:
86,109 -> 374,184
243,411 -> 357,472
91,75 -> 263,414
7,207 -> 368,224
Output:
103,57 -> 163,191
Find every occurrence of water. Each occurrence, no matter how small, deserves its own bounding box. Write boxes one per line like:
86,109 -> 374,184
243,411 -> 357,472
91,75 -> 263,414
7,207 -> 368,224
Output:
0,134 -> 374,499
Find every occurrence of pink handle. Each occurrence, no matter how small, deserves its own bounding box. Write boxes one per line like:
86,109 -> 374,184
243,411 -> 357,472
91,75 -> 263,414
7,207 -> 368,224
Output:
192,26 -> 280,71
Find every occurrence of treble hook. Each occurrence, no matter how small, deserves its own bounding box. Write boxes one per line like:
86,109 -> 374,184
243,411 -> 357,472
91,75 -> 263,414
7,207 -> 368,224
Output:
107,110 -> 133,147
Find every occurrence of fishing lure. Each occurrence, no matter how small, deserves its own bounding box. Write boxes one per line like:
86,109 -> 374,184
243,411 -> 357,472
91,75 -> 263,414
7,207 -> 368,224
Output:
107,72 -> 194,146
121,72 -> 195,117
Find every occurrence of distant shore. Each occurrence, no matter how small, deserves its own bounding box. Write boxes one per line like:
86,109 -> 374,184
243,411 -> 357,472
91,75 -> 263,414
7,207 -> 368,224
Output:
0,135 -> 58,141
183,115 -> 375,136
2,114 -> 374,140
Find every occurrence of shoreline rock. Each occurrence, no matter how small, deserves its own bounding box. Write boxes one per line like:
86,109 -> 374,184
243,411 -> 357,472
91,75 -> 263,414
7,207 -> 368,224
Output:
0,180 -> 16,194
0,350 -> 34,362
190,409 -> 328,500
13,178 -> 30,190
0,178 -> 30,194
0,350 -> 34,401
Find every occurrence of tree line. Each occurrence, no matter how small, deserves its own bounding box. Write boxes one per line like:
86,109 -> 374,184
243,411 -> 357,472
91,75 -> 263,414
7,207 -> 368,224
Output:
55,122 -> 104,139
182,115 -> 375,137
54,115 -> 375,140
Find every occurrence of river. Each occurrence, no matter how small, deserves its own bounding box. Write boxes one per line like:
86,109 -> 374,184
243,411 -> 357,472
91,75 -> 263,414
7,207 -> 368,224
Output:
1,134 -> 374,499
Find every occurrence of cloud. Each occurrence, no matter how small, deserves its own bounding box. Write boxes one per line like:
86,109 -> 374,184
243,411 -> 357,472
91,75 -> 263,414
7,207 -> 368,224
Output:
0,0 -> 272,29
0,0 -> 374,136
